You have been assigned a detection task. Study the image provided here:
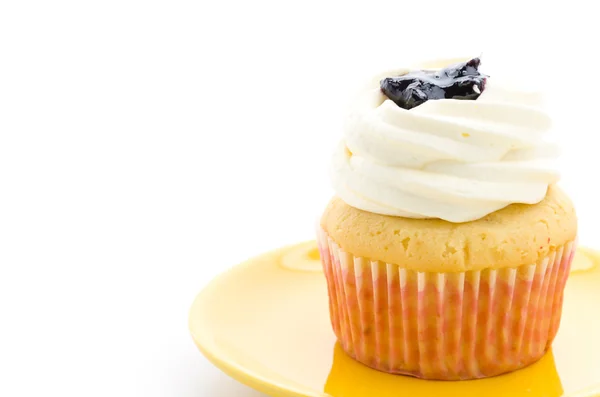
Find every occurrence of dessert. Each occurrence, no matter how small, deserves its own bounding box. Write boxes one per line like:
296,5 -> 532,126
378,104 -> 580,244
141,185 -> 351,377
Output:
317,58 -> 578,380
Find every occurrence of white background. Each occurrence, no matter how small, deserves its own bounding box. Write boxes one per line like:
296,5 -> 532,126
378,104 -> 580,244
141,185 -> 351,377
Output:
0,1 -> 598,396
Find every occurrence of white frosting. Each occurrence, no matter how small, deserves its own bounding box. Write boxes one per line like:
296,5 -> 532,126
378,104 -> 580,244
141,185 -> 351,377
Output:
331,65 -> 559,223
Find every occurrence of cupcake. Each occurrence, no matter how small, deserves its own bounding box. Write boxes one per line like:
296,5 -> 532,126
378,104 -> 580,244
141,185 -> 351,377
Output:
317,57 -> 578,380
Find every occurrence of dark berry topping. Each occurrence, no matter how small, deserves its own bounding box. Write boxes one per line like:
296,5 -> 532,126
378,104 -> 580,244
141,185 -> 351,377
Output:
380,58 -> 487,110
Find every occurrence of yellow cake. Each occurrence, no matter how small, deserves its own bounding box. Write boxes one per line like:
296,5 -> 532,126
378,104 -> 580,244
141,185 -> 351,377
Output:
321,185 -> 576,273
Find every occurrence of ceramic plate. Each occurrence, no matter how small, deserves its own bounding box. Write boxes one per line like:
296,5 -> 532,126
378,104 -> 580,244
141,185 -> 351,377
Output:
189,242 -> 600,397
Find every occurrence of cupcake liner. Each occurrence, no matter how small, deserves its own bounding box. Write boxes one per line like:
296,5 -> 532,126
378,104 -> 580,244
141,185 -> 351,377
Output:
317,227 -> 576,380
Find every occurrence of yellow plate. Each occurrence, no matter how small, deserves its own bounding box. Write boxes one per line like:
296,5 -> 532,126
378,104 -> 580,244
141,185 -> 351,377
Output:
189,242 -> 600,397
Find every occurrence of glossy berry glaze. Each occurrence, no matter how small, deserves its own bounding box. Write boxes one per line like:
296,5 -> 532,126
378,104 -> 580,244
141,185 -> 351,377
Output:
380,58 -> 487,110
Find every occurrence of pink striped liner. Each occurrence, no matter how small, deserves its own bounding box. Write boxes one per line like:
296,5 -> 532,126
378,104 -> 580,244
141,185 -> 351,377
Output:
317,227 -> 576,380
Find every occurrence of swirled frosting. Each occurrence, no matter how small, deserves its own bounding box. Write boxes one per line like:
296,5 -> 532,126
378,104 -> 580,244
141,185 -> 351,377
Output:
331,64 -> 559,223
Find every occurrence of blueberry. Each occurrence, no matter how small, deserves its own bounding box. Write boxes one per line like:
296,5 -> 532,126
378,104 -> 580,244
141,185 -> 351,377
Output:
380,58 -> 487,110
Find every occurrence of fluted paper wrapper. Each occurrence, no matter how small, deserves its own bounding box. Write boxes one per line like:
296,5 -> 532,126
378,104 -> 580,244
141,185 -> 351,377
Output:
317,228 -> 576,380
